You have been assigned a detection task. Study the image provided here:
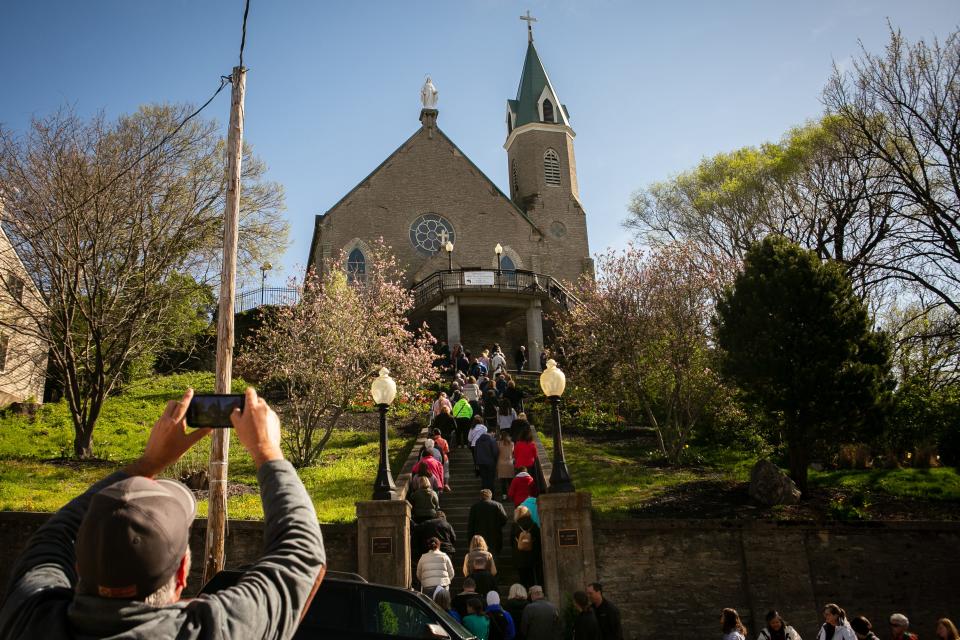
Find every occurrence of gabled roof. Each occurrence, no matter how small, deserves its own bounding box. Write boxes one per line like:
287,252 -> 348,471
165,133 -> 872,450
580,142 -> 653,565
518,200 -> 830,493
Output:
308,123 -> 544,266
509,41 -> 570,128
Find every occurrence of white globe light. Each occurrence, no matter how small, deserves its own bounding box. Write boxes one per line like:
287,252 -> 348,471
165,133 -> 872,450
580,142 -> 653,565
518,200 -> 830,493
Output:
495,243 -> 503,255
539,359 -> 566,397
370,367 -> 397,405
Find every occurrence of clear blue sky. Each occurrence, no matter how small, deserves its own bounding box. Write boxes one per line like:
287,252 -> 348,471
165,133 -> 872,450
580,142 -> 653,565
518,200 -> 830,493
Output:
2,1 -> 959,288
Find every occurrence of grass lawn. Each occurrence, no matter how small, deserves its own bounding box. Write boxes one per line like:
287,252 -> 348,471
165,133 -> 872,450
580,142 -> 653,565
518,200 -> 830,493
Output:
810,467 -> 960,501
539,430 -> 759,517
538,428 -> 960,520
0,372 -> 416,523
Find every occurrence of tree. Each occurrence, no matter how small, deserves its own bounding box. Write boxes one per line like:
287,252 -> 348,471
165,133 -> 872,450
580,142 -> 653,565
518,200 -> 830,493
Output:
626,117 -> 899,299
555,243 -> 724,463
824,26 -> 960,317
238,239 -> 437,468
0,105 -> 288,457
715,236 -> 893,493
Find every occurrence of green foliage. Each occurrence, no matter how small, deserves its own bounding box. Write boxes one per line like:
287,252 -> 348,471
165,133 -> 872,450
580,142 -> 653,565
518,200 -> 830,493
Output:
0,373 -> 416,522
715,236 -> 894,493
811,467 -> 960,502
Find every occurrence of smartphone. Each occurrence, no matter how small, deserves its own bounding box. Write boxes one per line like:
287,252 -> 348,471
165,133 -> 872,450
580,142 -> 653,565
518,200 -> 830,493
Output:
186,394 -> 245,428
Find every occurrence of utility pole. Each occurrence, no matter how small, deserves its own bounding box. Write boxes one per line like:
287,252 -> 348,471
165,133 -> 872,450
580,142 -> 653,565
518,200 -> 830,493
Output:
204,63 -> 246,584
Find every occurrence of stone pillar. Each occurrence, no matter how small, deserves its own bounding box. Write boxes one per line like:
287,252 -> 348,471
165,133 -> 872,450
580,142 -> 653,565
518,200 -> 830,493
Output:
446,295 -> 460,348
356,499 -> 412,588
526,298 -> 543,371
538,492 -> 597,603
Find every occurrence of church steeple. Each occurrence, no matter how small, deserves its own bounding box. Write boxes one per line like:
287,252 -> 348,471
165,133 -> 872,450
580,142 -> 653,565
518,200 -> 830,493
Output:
506,39 -> 570,132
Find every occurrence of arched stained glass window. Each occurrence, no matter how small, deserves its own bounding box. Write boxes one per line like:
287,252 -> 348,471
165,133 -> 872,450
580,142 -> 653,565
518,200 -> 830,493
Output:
542,99 -> 555,123
500,256 -> 516,272
347,248 -> 366,283
544,149 -> 561,186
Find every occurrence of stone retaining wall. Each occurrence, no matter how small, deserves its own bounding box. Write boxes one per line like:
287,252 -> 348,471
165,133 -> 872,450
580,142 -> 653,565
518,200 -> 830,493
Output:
0,512 -> 356,600
594,519 -> 960,640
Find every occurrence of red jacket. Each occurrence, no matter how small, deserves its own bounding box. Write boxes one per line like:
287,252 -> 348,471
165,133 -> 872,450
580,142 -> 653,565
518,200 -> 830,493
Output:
508,472 -> 538,506
413,456 -> 445,490
513,440 -> 537,469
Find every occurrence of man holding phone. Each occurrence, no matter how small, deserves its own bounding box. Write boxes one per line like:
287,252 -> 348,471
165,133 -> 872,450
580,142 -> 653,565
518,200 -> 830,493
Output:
0,387 -> 326,640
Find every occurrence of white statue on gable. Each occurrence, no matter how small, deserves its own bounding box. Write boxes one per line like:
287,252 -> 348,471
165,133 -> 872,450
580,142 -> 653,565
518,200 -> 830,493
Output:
421,75 -> 439,109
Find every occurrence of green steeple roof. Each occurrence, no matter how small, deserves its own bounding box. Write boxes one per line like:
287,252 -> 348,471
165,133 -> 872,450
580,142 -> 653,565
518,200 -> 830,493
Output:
509,41 -> 570,129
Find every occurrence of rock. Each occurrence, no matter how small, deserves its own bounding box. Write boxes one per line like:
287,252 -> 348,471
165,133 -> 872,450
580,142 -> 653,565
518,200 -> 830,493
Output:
748,459 -> 801,506
180,469 -> 209,491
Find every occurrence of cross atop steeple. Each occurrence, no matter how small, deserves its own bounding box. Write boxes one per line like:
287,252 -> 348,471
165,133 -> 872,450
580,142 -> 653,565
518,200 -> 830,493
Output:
520,10 -> 537,43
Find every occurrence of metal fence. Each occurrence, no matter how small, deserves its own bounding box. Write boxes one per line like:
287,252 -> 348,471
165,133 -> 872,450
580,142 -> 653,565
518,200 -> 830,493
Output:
412,269 -> 578,311
234,287 -> 299,313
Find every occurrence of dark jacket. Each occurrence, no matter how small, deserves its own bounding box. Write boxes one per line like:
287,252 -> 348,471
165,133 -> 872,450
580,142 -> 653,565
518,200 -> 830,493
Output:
521,598 -> 561,640
412,517 -> 457,556
574,609 -> 601,640
408,488 -> 440,520
594,598 -> 623,640
467,498 -> 508,553
452,590 -> 483,620
504,598 -> 528,640
432,411 -> 457,436
503,387 -> 524,412
475,432 -> 500,466
0,460 -> 325,640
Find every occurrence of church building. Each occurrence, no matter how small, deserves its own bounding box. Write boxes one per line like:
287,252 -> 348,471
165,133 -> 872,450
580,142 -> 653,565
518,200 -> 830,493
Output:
307,25 -> 591,370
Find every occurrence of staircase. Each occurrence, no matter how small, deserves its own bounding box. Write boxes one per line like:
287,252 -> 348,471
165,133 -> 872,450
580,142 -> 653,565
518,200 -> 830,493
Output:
438,444 -> 521,596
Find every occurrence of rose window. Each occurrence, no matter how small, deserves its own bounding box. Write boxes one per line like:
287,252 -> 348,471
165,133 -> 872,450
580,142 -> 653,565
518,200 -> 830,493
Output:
409,214 -> 456,255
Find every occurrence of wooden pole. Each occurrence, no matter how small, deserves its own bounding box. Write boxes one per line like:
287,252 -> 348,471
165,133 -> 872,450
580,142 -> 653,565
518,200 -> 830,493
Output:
203,64 -> 246,584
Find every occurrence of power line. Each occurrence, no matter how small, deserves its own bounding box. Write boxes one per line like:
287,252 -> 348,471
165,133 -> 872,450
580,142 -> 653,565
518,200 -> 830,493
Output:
239,0 -> 251,69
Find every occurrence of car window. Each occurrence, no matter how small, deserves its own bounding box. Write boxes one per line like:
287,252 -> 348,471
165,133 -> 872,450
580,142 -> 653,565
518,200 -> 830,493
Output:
365,589 -> 434,638
294,581 -> 357,637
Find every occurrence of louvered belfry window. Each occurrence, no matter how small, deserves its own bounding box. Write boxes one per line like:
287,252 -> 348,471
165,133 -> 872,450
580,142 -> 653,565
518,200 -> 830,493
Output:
544,148 -> 561,186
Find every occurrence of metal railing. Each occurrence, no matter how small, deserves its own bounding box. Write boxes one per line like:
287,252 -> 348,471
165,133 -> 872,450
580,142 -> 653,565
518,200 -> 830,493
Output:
234,287 -> 299,313
411,269 -> 578,312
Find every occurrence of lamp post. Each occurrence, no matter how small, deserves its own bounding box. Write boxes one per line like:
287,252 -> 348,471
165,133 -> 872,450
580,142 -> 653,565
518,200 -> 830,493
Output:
540,358 -> 574,493
446,240 -> 454,271
260,262 -> 272,306
371,367 -> 398,500
495,243 -> 503,284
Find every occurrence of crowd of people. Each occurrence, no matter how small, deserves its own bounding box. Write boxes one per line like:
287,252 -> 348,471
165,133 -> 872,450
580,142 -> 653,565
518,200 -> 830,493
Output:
721,606 -> 957,640
433,340 -> 551,379
427,579 -> 622,640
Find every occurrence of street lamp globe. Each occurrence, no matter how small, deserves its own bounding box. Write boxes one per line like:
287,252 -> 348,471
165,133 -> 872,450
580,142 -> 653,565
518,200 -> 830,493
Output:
445,241 -> 454,253
494,243 -> 503,256
539,359 -> 566,398
370,367 -> 397,406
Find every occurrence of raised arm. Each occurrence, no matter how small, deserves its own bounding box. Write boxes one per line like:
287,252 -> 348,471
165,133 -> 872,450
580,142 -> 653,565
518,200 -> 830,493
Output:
196,388 -> 326,639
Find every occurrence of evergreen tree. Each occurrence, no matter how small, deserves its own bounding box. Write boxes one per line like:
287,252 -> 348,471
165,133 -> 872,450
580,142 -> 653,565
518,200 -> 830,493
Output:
715,236 -> 893,493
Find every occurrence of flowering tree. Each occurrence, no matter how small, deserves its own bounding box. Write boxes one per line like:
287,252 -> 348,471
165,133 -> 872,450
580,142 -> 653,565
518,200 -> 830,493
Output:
239,239 -> 437,467
556,243 -> 725,463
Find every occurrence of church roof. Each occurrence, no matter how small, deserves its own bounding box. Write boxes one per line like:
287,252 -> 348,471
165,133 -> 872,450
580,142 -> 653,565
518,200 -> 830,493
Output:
510,41 -> 570,128
309,122 -> 544,267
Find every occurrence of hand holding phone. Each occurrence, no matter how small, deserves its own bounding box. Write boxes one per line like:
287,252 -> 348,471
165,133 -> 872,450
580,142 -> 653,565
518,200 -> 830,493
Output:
230,387 -> 283,468
186,394 -> 245,428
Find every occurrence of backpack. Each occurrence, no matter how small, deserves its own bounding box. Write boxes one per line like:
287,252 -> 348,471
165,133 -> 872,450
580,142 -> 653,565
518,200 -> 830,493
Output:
516,527 -> 533,552
487,609 -> 508,640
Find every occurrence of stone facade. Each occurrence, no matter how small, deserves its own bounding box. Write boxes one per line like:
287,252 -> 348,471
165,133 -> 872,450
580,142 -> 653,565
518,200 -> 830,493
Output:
594,519 -> 960,640
307,40 -> 592,362
0,225 -> 47,405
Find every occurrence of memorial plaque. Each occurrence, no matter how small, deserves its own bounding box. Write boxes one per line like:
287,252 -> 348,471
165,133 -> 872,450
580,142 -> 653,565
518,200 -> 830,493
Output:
558,528 -> 580,547
372,536 -> 393,555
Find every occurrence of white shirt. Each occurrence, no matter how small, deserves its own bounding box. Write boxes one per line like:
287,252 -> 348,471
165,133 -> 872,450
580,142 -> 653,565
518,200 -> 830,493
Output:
468,424 -> 488,446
